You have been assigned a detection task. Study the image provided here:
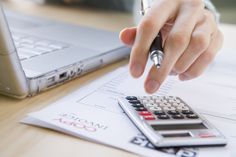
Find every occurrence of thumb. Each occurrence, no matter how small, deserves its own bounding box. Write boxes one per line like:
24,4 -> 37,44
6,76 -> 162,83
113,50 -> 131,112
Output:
119,27 -> 137,46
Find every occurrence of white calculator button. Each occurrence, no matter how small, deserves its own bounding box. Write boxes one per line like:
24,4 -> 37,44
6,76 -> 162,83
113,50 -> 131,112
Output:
145,103 -> 155,107
172,102 -> 179,106
148,100 -> 154,104
159,103 -> 167,107
154,99 -> 162,103
163,106 -> 176,111
177,106 -> 189,111
161,99 -> 168,103
169,99 -> 181,103
141,99 -> 149,104
178,103 -> 186,107
149,106 -> 162,111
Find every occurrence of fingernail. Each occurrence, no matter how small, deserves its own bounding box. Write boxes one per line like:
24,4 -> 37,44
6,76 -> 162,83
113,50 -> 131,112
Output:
146,79 -> 159,93
131,63 -> 143,78
179,74 -> 190,81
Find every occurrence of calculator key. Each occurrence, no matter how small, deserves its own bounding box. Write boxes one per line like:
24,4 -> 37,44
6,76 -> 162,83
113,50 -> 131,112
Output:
167,110 -> 179,115
126,96 -> 137,100
177,106 -> 189,111
145,103 -> 155,107
129,100 -> 141,104
157,115 -> 170,119
153,111 -> 166,115
149,106 -> 162,111
172,114 -> 185,119
168,99 -> 180,103
132,104 -> 144,108
154,99 -> 162,103
186,114 -> 199,119
163,106 -> 176,111
135,107 -> 147,111
139,111 -> 152,116
172,102 -> 180,107
143,115 -> 156,120
159,103 -> 169,107
182,110 -> 194,115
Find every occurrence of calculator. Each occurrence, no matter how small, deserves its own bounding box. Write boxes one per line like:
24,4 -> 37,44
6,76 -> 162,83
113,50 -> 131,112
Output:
118,96 -> 227,147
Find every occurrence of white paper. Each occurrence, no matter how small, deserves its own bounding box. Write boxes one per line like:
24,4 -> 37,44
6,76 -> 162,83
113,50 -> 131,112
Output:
21,57 -> 234,156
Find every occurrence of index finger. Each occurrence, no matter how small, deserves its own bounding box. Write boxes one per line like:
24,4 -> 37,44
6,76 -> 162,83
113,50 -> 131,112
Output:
129,0 -> 179,78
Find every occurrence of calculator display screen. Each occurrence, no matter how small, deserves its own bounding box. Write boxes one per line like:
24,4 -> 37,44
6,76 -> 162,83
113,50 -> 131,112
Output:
151,123 -> 207,131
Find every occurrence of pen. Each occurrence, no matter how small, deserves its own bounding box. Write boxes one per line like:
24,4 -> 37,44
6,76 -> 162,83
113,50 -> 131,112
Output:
141,0 -> 164,68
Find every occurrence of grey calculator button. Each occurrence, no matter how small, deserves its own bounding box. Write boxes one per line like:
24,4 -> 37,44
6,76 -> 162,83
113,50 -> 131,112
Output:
157,115 -> 170,119
172,114 -> 185,119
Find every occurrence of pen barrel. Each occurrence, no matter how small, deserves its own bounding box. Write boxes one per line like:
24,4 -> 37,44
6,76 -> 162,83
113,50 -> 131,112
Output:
150,34 -> 163,53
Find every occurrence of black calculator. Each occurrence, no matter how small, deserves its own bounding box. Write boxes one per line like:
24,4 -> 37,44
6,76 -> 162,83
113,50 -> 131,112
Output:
118,96 -> 227,147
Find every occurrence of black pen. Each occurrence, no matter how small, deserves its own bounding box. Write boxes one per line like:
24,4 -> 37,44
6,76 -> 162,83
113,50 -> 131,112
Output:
141,0 -> 164,68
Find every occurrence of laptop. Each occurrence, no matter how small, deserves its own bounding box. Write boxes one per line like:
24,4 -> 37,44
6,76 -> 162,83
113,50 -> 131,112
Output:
0,5 -> 130,99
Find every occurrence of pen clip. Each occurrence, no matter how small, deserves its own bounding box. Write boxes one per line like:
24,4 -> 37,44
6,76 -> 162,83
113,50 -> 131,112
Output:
140,0 -> 145,15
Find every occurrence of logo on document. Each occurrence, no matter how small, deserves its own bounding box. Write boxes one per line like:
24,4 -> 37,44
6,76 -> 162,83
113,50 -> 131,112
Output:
53,112 -> 108,132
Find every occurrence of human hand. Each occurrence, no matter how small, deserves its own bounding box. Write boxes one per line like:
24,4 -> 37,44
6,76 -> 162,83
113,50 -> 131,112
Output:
120,0 -> 223,94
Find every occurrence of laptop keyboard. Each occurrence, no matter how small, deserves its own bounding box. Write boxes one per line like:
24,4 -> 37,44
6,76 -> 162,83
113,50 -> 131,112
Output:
12,33 -> 69,61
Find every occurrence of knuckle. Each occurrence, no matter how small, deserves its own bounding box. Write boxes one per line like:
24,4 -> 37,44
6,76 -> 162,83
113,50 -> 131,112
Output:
201,52 -> 215,64
184,0 -> 204,8
168,32 -> 189,48
191,32 -> 209,52
139,19 -> 156,33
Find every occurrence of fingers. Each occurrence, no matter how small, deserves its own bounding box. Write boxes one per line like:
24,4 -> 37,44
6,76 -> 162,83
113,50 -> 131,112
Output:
119,27 -> 137,46
173,11 -> 217,74
179,30 -> 223,81
129,0 -> 178,78
144,1 -> 204,93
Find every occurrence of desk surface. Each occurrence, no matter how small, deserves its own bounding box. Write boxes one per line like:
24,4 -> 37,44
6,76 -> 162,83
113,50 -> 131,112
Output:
0,1 -> 236,157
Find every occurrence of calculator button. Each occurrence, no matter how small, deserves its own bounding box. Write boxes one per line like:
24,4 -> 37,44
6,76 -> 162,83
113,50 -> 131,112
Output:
186,114 -> 199,119
159,103 -> 169,107
177,106 -> 189,111
149,106 -> 162,111
145,103 -> 155,107
167,110 -> 179,115
147,100 -> 154,104
172,102 -> 180,107
132,104 -> 144,108
143,115 -> 156,120
157,115 -> 170,119
182,110 -> 194,114
141,99 -> 149,104
139,111 -> 152,116
126,96 -> 137,100
172,114 -> 185,119
129,100 -> 141,104
163,106 -> 176,111
168,99 -> 180,103
135,107 -> 148,111
153,111 -> 166,115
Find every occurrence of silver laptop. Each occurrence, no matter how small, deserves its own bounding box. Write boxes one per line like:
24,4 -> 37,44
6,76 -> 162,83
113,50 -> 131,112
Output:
0,6 -> 130,98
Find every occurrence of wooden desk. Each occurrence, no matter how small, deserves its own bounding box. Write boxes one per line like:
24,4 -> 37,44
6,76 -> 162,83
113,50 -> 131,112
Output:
0,1 -> 236,157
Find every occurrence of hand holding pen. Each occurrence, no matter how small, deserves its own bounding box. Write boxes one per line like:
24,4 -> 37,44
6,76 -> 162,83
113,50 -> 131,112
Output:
120,0 -> 223,93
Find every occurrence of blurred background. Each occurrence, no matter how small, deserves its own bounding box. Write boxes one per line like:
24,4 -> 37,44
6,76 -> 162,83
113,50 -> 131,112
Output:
213,0 -> 236,24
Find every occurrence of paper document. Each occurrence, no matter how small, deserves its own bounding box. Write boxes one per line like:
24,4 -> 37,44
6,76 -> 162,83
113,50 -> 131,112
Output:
22,51 -> 235,157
